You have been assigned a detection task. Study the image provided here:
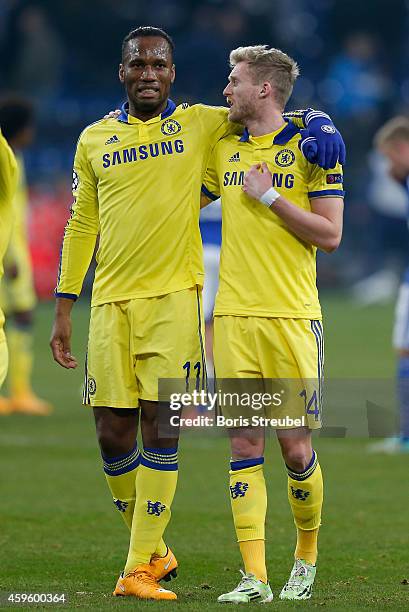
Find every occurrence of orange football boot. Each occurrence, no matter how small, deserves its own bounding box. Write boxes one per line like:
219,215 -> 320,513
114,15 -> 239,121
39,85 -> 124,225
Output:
113,564 -> 177,600
150,546 -> 178,582
0,397 -> 12,415
10,393 -> 53,416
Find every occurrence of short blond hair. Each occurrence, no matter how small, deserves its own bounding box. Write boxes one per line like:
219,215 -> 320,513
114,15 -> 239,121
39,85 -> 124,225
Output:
229,45 -> 299,108
374,116 -> 409,148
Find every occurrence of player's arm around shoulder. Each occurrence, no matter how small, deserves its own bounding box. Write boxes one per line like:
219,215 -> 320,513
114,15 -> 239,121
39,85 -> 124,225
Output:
242,162 -> 344,253
284,108 -> 346,170
193,103 -> 241,142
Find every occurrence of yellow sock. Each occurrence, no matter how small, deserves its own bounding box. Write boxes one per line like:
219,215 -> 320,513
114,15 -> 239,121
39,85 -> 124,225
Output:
103,446 -> 141,530
152,537 -> 167,558
7,327 -> 33,396
103,446 -> 167,557
239,540 -> 267,583
295,528 -> 319,564
286,450 -> 323,565
229,458 -> 267,582
125,447 -> 178,573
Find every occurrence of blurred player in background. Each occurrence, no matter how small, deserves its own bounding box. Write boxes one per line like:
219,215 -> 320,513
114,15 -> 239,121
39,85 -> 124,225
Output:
50,26 -> 345,602
0,127 -> 17,391
202,46 -> 344,602
200,198 -> 221,374
0,97 -> 52,416
371,117 -> 409,453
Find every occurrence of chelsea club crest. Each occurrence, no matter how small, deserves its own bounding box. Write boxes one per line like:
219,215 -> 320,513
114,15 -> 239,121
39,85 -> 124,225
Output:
275,149 -> 295,167
161,119 -> 182,136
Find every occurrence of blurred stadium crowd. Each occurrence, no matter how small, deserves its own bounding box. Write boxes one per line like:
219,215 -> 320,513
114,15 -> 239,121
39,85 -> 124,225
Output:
0,0 -> 408,299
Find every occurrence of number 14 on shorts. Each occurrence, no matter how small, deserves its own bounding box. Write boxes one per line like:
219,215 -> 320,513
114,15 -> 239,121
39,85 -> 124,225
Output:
299,388 -> 320,420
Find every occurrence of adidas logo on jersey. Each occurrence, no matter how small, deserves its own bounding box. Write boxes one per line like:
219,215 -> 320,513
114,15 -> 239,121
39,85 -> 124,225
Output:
228,152 -> 240,162
105,135 -> 120,145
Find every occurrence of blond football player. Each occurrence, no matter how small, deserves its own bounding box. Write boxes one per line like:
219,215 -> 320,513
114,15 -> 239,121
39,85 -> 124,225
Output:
202,46 -> 344,602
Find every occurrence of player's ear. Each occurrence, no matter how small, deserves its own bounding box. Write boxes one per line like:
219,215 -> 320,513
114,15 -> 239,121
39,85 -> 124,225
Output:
259,81 -> 272,99
171,64 -> 176,84
119,64 -> 125,84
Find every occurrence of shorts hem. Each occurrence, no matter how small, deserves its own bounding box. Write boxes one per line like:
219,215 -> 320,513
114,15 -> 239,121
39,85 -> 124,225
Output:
12,301 -> 37,313
139,395 -> 159,402
140,395 -> 180,403
83,399 -> 139,409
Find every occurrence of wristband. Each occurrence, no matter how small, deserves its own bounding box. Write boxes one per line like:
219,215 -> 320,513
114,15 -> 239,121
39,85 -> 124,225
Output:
259,187 -> 280,208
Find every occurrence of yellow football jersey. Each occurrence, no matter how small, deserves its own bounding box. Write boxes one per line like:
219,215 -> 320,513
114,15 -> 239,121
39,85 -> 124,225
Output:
3,154 -> 31,267
0,129 -> 18,328
203,120 -> 344,319
10,155 -> 28,245
0,152 -> 37,314
56,101 -> 238,305
56,101 -> 313,305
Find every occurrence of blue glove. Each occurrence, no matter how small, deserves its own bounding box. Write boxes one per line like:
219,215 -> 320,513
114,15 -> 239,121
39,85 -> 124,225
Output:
298,111 -> 346,170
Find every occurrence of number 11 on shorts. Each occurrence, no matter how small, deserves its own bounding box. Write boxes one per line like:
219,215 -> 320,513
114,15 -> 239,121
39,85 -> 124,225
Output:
183,361 -> 201,392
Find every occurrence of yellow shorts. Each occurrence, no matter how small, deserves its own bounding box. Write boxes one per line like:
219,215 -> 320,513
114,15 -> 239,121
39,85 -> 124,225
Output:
0,252 -> 36,314
0,329 -> 9,389
84,287 -> 206,408
213,316 -> 324,429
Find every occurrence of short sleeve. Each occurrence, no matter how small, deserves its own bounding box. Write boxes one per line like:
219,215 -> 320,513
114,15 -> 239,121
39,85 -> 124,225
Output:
307,162 -> 345,199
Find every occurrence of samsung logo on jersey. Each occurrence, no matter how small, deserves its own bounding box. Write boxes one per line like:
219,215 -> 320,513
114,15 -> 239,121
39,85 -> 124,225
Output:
102,139 -> 184,168
223,171 -> 294,188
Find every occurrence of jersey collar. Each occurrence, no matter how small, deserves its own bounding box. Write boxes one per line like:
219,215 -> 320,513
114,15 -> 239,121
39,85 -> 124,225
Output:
239,119 -> 300,145
117,99 -> 177,124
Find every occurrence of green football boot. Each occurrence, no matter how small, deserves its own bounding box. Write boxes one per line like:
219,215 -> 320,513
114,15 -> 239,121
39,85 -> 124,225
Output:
279,559 -> 316,600
218,570 -> 273,604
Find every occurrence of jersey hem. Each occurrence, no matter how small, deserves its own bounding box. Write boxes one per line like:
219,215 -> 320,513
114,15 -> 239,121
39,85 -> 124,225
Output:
90,280 -> 203,306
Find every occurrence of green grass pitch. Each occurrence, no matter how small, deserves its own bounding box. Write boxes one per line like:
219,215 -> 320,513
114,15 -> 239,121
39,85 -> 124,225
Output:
1,295 -> 408,610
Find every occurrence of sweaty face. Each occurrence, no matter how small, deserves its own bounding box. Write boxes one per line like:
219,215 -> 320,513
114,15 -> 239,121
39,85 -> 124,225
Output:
120,36 -> 175,113
223,62 -> 260,124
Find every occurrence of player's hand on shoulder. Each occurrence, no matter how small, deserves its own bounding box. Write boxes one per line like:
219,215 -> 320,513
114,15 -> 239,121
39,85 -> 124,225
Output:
299,120 -> 346,170
243,163 -> 273,200
50,316 -> 78,369
103,109 -> 121,119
